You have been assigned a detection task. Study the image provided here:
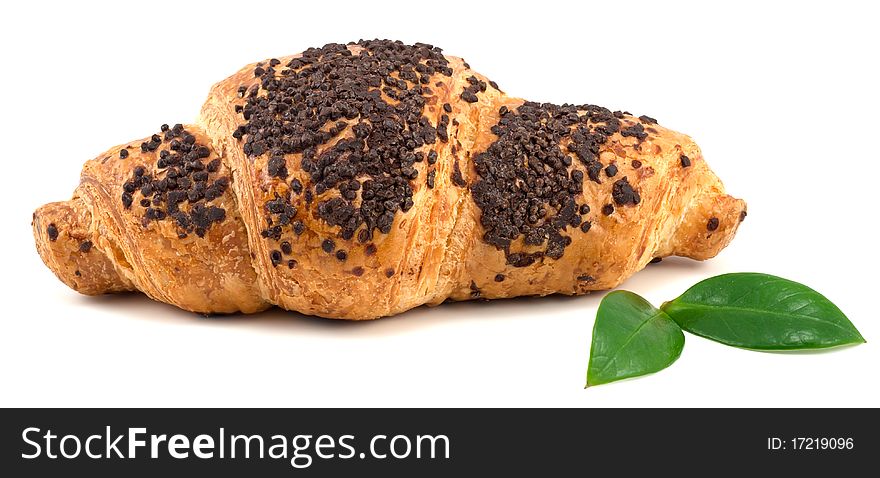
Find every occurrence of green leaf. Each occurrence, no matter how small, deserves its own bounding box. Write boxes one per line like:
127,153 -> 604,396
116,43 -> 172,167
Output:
586,291 -> 685,387
661,273 -> 865,350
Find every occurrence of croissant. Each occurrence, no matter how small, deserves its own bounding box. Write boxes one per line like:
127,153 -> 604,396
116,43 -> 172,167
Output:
33,40 -> 746,320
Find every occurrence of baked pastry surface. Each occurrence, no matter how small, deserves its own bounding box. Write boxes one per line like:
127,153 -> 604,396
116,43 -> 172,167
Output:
33,40 -> 746,319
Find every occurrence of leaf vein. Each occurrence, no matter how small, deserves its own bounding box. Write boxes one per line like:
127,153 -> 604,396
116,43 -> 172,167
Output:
673,302 -> 852,333
595,312 -> 667,377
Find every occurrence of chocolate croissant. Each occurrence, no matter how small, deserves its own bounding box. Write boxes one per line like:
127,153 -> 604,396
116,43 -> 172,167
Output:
33,40 -> 746,319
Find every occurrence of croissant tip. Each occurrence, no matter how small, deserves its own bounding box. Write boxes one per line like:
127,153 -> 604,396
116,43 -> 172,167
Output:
33,199 -> 131,296
670,192 -> 746,261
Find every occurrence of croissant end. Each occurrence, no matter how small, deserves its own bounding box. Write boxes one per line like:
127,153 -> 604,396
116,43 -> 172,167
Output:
670,187 -> 747,261
33,197 -> 134,296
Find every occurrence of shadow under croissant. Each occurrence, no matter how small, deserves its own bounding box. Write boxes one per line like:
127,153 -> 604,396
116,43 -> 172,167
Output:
76,290 -> 599,337
71,257 -> 709,337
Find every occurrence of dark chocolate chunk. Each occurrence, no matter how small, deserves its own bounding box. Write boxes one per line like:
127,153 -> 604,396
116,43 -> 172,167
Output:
451,161 -> 466,187
621,123 -> 648,141
461,90 -> 479,103
707,217 -> 720,231
290,178 -> 303,194
612,177 -> 641,206
47,224 -> 59,241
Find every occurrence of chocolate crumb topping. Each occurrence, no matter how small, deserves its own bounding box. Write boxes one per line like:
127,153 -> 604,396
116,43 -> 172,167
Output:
121,125 -> 229,238
707,217 -> 720,231
638,115 -> 657,125
262,192 -> 297,241
119,149 -> 129,159
79,240 -> 92,253
47,224 -> 58,241
236,40 -> 453,251
680,155 -> 691,167
602,204 -> 615,216
631,159 -> 642,169
577,274 -> 595,282
335,249 -> 348,261
322,239 -> 335,253
472,102 -> 625,266
494,273 -> 505,282
739,210 -> 748,222
365,244 -> 377,256
385,268 -> 395,278
352,266 -> 364,276
604,164 -> 618,177
649,257 -> 663,264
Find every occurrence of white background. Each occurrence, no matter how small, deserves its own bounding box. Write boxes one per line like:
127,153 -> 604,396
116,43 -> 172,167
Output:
1,1 -> 877,407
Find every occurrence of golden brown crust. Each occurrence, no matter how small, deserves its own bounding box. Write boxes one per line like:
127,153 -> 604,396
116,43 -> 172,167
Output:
34,42 -> 745,319
34,127 -> 267,314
